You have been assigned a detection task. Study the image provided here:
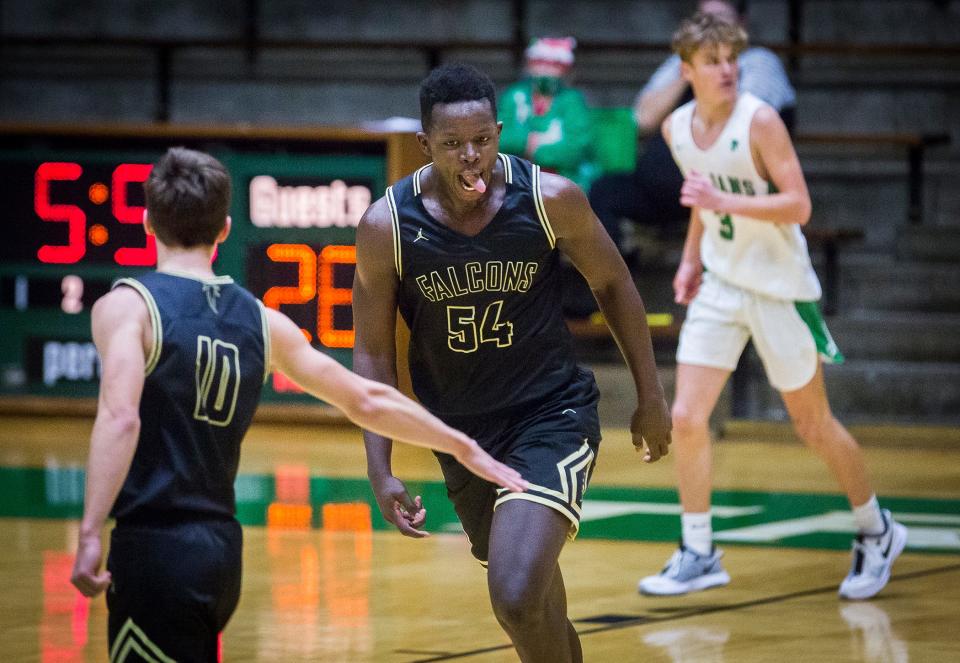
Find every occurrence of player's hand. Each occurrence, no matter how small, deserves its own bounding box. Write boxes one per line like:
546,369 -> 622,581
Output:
631,397 -> 672,463
370,474 -> 430,538
680,170 -> 726,211
454,440 -> 528,494
673,260 -> 702,305
71,532 -> 111,597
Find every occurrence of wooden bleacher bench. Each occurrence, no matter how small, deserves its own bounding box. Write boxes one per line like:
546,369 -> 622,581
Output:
801,226 -> 864,316
794,131 -> 951,227
794,131 -> 950,313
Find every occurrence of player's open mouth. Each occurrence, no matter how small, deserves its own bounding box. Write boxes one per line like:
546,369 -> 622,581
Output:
458,172 -> 486,193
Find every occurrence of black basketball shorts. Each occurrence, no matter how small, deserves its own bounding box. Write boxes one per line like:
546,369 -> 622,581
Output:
105,517 -> 242,663
435,366 -> 601,562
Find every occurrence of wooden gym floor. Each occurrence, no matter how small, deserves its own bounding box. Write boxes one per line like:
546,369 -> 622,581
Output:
1,414 -> 958,662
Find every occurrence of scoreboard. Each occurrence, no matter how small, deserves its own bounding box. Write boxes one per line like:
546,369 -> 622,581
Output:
0,124 -> 425,405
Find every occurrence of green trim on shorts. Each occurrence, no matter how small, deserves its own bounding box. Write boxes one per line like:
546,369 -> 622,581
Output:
795,301 -> 844,364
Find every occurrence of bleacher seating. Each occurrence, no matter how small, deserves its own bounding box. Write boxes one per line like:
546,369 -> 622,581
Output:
1,0 -> 958,423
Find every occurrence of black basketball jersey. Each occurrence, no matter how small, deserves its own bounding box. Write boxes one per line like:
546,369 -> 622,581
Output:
389,153 -> 579,417
109,271 -> 268,523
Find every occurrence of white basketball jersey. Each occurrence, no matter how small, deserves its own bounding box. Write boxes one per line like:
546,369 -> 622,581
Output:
669,93 -> 821,301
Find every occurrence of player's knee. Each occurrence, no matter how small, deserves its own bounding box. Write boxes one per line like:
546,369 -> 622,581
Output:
489,580 -> 547,631
491,594 -> 546,632
671,402 -> 710,437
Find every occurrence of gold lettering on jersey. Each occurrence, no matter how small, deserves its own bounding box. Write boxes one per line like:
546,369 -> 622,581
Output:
465,262 -> 484,291
446,266 -> 470,296
486,262 -> 503,291
430,271 -> 456,301
415,275 -> 435,301
519,262 -> 538,290
503,262 -> 524,291
193,336 -> 241,427
413,261 -> 539,302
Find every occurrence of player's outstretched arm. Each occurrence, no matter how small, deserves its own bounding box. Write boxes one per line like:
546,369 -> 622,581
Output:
71,288 -> 150,597
264,306 -> 525,494
542,173 -> 671,462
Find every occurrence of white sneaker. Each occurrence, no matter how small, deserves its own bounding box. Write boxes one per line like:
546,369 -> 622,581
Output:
638,543 -> 731,596
839,509 -> 907,600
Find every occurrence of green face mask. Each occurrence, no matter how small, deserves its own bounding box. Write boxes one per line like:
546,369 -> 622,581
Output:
532,76 -> 561,96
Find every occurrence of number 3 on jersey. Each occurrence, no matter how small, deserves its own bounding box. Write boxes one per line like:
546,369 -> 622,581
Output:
447,300 -> 514,353
719,213 -> 734,240
194,336 -> 241,426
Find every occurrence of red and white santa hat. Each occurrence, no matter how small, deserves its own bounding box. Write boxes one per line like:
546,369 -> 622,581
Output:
524,37 -> 576,67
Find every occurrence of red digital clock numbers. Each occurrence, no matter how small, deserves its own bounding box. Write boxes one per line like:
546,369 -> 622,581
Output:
112,163 -> 157,266
34,161 -> 157,266
35,163 -> 85,264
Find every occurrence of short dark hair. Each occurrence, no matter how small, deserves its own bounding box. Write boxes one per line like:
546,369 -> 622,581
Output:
143,147 -> 231,248
418,63 -> 497,131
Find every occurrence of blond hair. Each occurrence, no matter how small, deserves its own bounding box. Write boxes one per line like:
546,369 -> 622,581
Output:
671,11 -> 748,63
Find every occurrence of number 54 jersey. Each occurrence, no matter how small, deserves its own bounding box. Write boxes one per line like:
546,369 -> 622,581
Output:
389,153 -> 582,419
109,271 -> 268,523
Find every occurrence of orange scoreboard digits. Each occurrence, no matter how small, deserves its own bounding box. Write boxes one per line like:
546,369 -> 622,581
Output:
263,244 -> 319,342
317,245 -> 356,349
258,244 -> 356,349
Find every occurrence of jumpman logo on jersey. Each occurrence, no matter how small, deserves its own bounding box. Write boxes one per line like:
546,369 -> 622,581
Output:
730,139 -> 739,151
414,228 -> 428,243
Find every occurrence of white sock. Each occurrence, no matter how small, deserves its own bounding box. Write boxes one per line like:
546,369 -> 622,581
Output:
852,494 -> 885,536
681,512 -> 712,556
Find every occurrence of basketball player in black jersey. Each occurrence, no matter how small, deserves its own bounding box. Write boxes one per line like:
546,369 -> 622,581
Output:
69,147 -> 525,662
353,64 -> 672,662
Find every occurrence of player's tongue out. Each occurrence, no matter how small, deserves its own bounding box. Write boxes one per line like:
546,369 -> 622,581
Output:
460,171 -> 487,193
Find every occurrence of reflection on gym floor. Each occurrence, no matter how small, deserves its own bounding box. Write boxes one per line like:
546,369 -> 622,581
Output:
2,416 -> 959,662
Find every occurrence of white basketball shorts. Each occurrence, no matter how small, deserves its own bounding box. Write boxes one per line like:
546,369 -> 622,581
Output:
676,272 -> 843,392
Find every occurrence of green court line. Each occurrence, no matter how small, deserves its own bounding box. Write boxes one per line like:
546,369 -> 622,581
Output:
1,467 -> 957,554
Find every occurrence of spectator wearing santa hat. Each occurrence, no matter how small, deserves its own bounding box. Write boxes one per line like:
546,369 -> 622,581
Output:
498,37 -> 596,191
